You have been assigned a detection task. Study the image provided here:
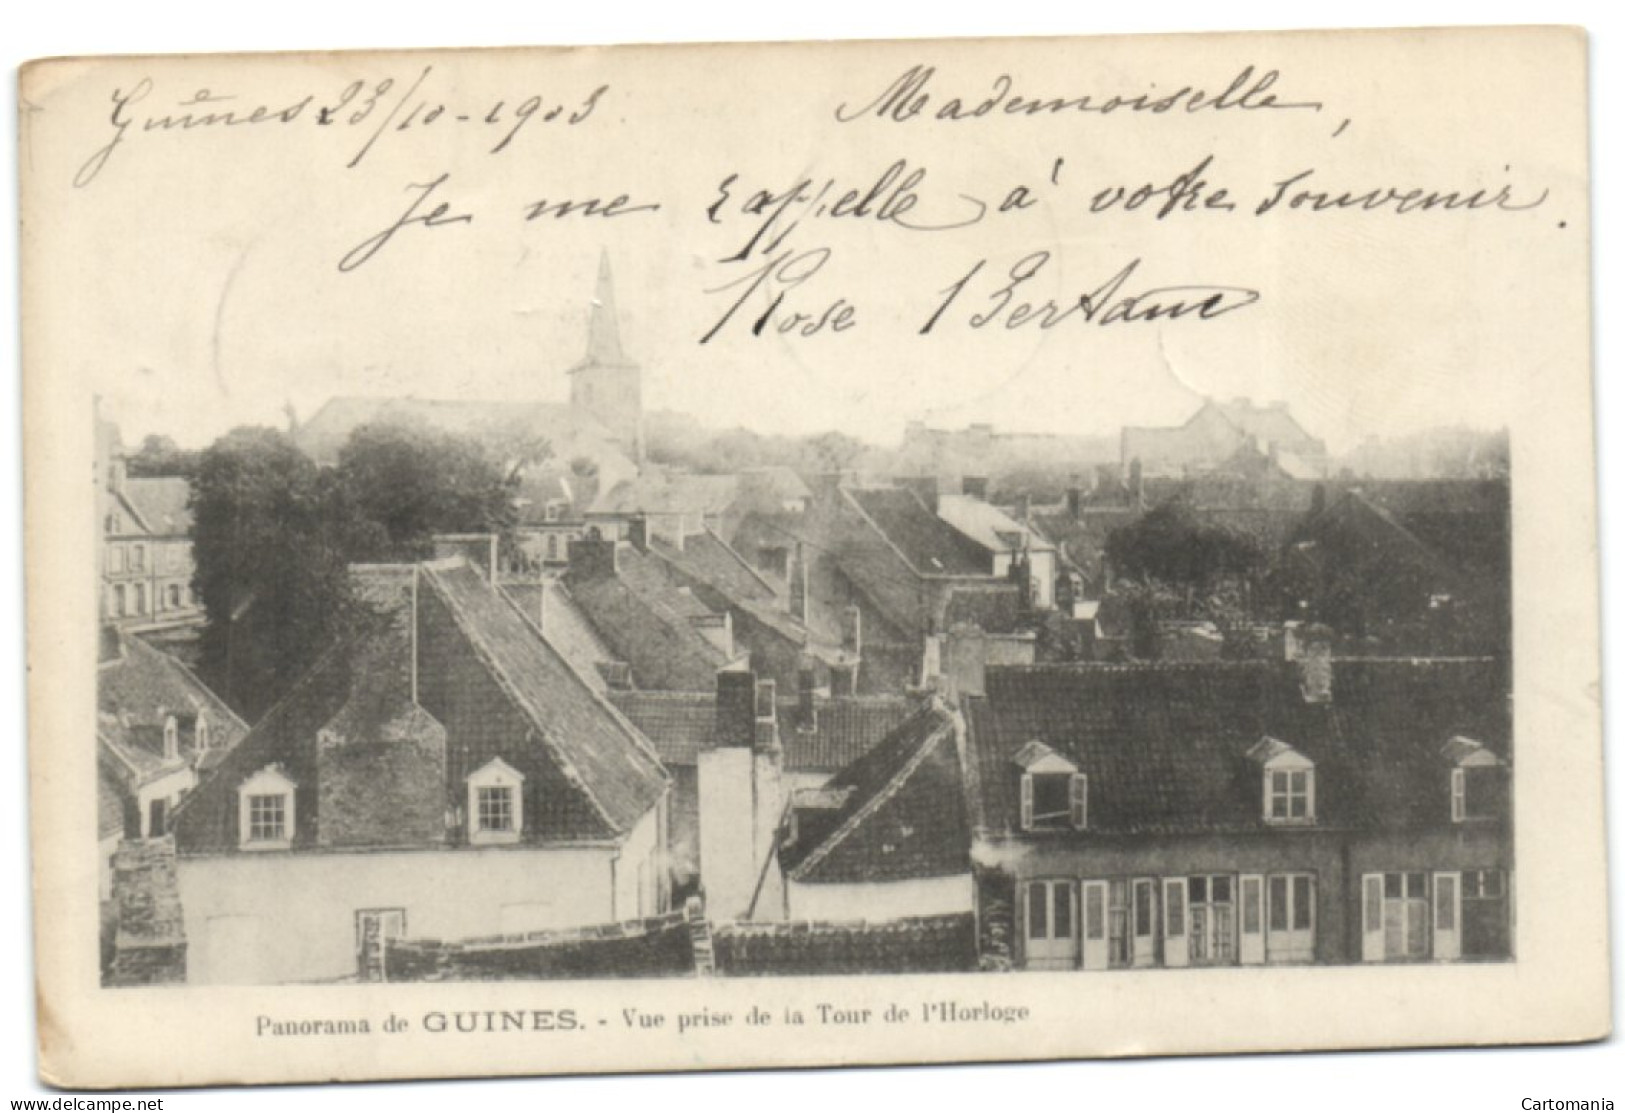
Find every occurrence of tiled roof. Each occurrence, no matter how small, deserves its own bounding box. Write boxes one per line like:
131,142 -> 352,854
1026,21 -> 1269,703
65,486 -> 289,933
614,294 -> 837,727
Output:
123,477 -> 193,535
714,912 -> 977,975
422,563 -> 669,836
778,696 -> 916,773
844,487 -> 992,576
781,702 -> 969,884
610,690 -> 916,773
965,658 -> 1509,838
607,691 -> 717,765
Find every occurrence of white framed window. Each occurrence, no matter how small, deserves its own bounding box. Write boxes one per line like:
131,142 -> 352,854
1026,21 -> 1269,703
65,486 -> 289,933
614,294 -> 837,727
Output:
1014,741 -> 1086,831
1449,766 -> 1507,822
1268,769 -> 1313,822
467,757 -> 525,845
1249,737 -> 1315,825
131,544 -> 147,571
237,766 -> 296,850
162,716 -> 179,760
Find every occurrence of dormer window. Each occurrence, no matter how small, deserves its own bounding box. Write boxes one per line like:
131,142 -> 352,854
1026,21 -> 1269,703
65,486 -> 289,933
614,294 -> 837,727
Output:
1015,740 -> 1087,831
1248,737 -> 1316,825
163,716 -> 179,761
237,766 -> 296,850
1441,736 -> 1506,822
467,758 -> 524,846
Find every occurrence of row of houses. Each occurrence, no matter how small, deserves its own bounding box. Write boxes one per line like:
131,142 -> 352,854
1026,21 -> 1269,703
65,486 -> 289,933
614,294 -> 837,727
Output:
102,546 -> 1509,984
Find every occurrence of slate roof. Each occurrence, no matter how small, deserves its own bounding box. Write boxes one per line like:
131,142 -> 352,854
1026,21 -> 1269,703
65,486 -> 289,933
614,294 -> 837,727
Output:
98,630 -> 248,781
609,690 -> 916,773
500,581 -> 617,694
1210,400 -> 1320,452
936,494 -> 1055,555
99,765 -> 129,840
963,658 -> 1509,838
591,472 -> 741,517
780,702 -> 969,884
123,477 -> 193,535
173,561 -> 669,852
565,563 -> 734,692
843,487 -> 992,576
650,532 -> 779,606
422,563 -> 669,835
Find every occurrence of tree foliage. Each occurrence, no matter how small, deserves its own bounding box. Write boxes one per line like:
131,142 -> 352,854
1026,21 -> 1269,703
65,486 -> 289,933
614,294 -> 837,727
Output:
190,420 -> 524,718
191,427 -> 357,719
1105,502 -> 1265,590
335,420 -> 517,561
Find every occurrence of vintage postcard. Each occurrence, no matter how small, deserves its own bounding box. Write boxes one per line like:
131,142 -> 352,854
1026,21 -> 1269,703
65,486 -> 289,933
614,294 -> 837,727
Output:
19,26 -> 1607,1089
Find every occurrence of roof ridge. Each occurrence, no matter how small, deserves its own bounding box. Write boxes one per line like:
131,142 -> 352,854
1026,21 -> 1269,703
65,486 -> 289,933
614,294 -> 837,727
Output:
789,707 -> 955,882
420,565 -> 624,836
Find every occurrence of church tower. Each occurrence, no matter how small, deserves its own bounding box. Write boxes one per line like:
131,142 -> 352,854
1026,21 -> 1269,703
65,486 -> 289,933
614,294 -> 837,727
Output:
568,251 -> 644,464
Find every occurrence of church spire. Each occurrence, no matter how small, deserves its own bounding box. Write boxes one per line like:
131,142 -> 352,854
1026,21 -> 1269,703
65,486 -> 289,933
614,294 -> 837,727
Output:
582,249 -> 630,368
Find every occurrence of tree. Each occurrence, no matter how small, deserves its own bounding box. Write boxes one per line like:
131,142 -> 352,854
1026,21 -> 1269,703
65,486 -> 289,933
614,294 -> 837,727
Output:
1105,502 -> 1265,594
126,433 -> 200,478
191,427 -> 357,719
334,420 -> 518,561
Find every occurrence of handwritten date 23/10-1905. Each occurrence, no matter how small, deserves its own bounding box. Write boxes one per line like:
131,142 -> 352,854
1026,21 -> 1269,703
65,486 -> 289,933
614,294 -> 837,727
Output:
700,247 -> 1260,342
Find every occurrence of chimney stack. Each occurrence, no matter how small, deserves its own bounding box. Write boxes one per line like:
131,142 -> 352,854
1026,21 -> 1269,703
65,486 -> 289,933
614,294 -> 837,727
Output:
796,666 -> 818,733
627,514 -> 650,553
431,533 -> 500,585
714,669 -> 756,748
1284,621 -> 1334,704
566,528 -> 618,581
754,679 -> 780,753
962,475 -> 990,501
944,624 -> 988,703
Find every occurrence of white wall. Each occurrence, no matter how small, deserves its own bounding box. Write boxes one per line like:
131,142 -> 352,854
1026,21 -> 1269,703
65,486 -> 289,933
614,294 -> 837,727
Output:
177,846 -> 616,985
698,747 -> 756,920
612,804 -> 663,920
785,873 -> 973,922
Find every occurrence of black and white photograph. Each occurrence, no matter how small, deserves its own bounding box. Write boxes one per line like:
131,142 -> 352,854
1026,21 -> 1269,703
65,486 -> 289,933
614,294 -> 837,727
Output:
13,17 -> 1610,1093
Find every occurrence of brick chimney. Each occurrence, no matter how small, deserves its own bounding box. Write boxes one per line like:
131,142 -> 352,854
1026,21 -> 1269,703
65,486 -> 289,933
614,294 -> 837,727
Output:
944,624 -> 988,703
567,528 -> 618,581
796,666 -> 818,733
627,514 -> 650,553
1285,621 -> 1333,703
700,668 -> 784,921
714,669 -> 756,748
